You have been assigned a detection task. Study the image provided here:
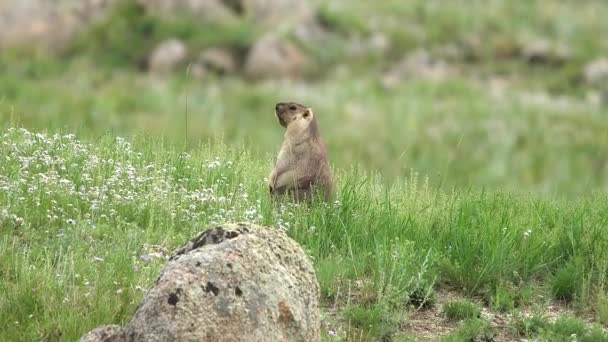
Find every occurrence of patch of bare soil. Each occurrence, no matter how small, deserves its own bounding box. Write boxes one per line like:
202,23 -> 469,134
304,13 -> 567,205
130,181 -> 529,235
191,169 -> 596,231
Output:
400,289 -> 460,341
401,289 -> 589,341
320,282 -> 600,341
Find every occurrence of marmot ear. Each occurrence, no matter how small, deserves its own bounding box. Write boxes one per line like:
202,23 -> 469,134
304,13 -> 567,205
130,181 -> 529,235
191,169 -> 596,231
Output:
303,108 -> 312,118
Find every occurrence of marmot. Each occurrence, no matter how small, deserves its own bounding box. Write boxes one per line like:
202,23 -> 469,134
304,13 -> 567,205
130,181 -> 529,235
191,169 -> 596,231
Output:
268,102 -> 333,203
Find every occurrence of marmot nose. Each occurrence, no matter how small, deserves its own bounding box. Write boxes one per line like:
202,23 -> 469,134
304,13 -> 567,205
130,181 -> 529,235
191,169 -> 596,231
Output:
275,102 -> 285,111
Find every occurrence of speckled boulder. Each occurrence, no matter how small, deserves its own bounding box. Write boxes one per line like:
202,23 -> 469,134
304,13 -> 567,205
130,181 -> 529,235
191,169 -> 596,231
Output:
79,325 -> 123,342
79,222 -> 320,342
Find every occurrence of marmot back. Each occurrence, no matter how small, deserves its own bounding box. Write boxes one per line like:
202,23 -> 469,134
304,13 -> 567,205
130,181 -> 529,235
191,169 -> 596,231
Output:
268,102 -> 333,203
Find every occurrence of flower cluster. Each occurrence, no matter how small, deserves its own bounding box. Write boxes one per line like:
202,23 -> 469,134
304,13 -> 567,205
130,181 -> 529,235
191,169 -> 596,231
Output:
0,128 -> 264,233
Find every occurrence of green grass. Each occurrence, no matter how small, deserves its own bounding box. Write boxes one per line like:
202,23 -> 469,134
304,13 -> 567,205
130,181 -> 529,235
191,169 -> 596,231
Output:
2,1 -> 608,340
489,284 -> 516,313
1,60 -> 607,197
551,257 -> 584,302
486,280 -> 537,314
342,304 -> 400,341
547,316 -> 608,341
443,300 -> 482,321
1,128 -> 608,340
2,2 -> 608,197
551,315 -> 587,337
511,312 -> 549,337
445,318 -> 494,342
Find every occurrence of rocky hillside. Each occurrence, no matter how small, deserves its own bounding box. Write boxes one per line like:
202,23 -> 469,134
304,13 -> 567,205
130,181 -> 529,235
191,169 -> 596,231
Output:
0,0 -> 320,79
2,0 -> 608,90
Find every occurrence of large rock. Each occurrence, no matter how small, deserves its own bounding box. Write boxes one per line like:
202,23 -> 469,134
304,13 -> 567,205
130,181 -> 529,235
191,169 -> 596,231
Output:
244,34 -> 306,79
584,58 -> 608,86
0,0 -> 116,51
79,223 -> 320,342
147,39 -> 189,74
137,0 -> 237,22
521,39 -> 571,65
199,47 -> 238,75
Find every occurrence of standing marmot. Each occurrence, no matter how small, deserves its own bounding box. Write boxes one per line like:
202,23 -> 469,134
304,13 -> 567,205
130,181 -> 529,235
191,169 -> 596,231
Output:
268,102 -> 333,203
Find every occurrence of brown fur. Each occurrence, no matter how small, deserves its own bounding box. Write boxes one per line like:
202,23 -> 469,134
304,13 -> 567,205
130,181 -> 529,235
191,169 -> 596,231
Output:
268,102 -> 333,203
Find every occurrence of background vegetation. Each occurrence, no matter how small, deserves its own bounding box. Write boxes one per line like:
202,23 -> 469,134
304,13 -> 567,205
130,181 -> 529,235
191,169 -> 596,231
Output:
1,0 -> 608,340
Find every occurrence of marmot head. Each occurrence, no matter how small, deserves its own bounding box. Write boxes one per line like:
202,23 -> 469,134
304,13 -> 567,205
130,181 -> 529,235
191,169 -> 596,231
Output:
275,102 -> 313,128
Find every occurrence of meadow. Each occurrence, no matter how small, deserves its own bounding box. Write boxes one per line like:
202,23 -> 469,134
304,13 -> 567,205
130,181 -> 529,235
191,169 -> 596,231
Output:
2,0 -> 608,340
2,128 -> 608,341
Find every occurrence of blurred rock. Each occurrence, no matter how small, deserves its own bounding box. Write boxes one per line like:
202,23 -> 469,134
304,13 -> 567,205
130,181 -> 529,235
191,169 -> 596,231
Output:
522,40 -> 571,65
147,39 -> 188,74
79,223 -> 321,342
382,49 -> 450,89
293,20 -> 329,46
244,34 -> 306,79
78,325 -> 122,342
0,0 -> 116,51
199,47 -> 238,75
240,0 -> 315,30
189,63 -> 208,80
137,0 -> 236,22
522,40 -> 550,64
584,58 -> 608,85
368,32 -> 390,54
487,77 -> 510,99
139,0 -> 315,29
459,34 -> 483,62
492,36 -> 521,60
0,0 -> 318,53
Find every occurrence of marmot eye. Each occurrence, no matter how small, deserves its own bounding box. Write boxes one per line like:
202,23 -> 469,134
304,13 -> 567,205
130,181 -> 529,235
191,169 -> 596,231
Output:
289,105 -> 297,111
